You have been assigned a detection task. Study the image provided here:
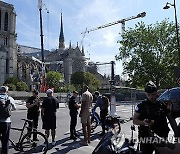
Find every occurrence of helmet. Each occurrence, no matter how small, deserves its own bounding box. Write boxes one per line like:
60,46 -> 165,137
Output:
144,81 -> 157,93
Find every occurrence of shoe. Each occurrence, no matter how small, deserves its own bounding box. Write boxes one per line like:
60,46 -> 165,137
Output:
79,141 -> 88,146
88,139 -> 91,144
52,141 -> 56,146
70,136 -> 77,140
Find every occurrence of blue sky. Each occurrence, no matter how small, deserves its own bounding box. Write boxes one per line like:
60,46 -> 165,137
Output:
2,0 -> 180,76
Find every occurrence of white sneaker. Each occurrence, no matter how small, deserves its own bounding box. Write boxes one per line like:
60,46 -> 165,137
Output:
52,141 -> 56,146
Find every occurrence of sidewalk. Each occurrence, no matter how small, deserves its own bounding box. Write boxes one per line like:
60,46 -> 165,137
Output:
14,100 -> 66,110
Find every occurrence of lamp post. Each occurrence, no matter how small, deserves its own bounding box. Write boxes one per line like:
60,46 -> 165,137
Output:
38,0 -> 46,92
163,0 -> 180,65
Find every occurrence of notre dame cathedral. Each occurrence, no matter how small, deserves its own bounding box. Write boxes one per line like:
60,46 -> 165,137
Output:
0,1 -> 88,90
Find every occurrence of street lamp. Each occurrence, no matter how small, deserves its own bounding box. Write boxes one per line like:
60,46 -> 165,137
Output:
163,0 -> 180,65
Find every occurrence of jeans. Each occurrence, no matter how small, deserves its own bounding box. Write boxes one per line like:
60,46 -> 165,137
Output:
0,122 -> 11,154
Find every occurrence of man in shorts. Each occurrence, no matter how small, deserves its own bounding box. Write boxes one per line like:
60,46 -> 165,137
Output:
79,85 -> 93,146
41,89 -> 59,146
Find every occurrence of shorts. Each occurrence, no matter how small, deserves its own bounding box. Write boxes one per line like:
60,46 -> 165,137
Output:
81,110 -> 90,124
42,114 -> 56,130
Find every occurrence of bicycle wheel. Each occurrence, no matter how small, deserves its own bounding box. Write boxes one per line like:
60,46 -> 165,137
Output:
20,131 -> 48,154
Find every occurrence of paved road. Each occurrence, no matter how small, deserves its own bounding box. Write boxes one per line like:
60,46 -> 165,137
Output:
7,102 -> 175,153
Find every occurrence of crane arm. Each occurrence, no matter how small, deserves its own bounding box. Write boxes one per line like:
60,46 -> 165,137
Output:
81,12 -> 146,34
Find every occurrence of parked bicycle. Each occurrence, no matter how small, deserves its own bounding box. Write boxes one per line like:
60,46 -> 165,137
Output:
7,119 -> 48,154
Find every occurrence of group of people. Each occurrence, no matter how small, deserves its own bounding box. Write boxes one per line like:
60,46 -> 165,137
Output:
0,81 -> 178,154
68,86 -> 109,146
26,88 -> 59,146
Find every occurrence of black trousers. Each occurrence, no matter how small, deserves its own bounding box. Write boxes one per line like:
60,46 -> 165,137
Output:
69,111 -> 78,137
0,122 -> 11,154
100,109 -> 108,133
27,113 -> 39,139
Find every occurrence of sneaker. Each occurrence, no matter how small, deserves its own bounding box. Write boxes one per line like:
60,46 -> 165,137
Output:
52,141 -> 56,146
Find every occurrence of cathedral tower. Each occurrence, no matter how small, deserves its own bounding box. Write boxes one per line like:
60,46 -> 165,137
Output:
59,12 -> 65,50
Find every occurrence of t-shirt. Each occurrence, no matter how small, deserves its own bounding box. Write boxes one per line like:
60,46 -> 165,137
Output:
26,96 -> 40,116
42,96 -> 59,116
81,90 -> 93,111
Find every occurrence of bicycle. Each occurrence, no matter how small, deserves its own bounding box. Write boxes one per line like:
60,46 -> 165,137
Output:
90,109 -> 122,134
7,119 -> 48,153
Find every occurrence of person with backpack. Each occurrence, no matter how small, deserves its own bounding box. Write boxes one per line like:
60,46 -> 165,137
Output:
68,90 -> 80,140
94,91 -> 109,136
0,86 -> 16,154
26,89 -> 40,141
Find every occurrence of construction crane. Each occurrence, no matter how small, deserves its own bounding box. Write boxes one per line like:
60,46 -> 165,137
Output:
81,12 -> 146,35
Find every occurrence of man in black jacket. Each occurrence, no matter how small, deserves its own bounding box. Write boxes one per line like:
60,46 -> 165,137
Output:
133,81 -> 171,154
69,91 -> 80,140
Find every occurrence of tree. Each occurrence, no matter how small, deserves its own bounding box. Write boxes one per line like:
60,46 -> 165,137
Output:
116,20 -> 178,89
16,81 -> 29,91
45,71 -> 64,92
71,71 -> 100,92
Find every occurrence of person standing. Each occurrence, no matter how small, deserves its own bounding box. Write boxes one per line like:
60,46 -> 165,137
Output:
68,90 -> 80,140
133,81 -> 171,154
41,89 -> 59,146
0,86 -> 16,154
94,92 -> 109,136
94,91 -> 109,136
26,89 -> 40,141
79,85 -> 93,146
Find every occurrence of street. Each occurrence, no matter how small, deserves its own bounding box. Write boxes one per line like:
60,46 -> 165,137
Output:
7,102 -> 136,154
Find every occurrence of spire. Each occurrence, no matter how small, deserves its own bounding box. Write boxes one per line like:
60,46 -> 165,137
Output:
81,45 -> 85,56
59,11 -> 65,49
69,41 -> 72,49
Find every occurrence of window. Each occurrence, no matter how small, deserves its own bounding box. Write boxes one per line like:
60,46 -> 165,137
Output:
3,36 -> 8,46
6,59 -> 9,74
4,12 -> 8,31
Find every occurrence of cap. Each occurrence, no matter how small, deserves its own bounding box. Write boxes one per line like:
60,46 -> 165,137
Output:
144,81 -> 157,93
46,89 -> 53,94
73,90 -> 78,94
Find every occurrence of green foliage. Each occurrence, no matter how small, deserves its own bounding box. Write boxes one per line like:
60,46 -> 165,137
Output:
116,20 -> 178,89
4,84 -> 16,91
4,77 -> 19,85
71,71 -> 100,92
45,71 -> 64,92
16,82 -> 29,91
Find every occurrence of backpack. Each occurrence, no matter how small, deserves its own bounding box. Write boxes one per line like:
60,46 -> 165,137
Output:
0,98 -> 11,120
102,96 -> 109,109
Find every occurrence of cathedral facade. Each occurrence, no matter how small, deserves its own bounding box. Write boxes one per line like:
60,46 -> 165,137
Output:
0,1 -> 17,86
0,1 -> 86,89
